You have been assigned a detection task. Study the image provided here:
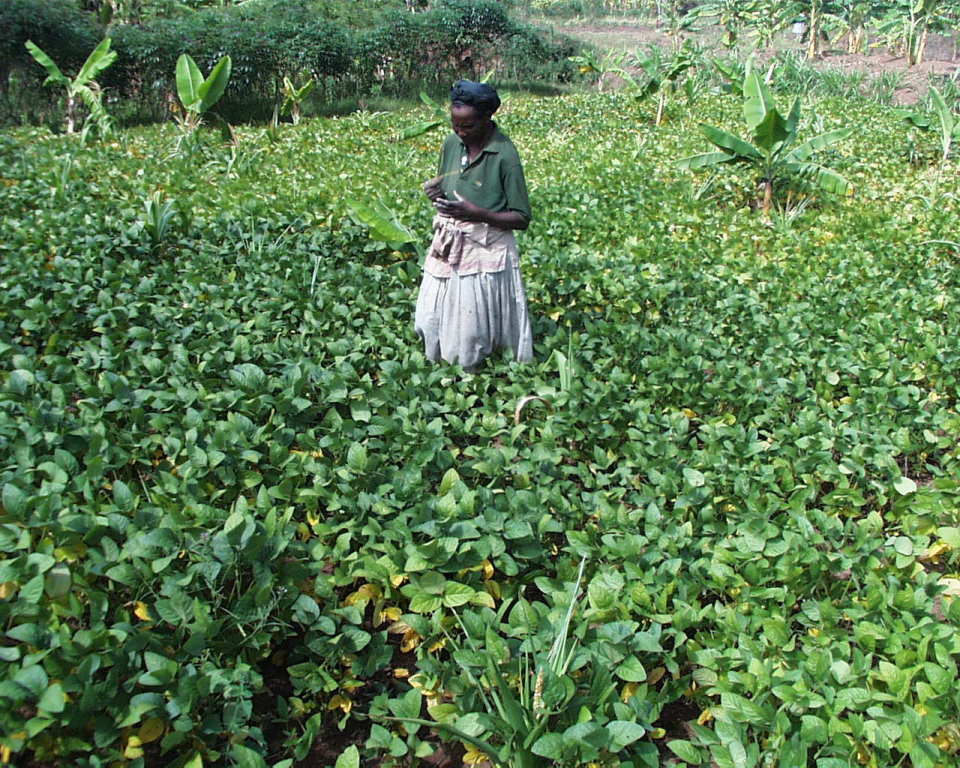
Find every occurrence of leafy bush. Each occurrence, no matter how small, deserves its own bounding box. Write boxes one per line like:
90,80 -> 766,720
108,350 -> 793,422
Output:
0,0 -> 101,127
5,0 -> 580,124
0,0 -> 99,76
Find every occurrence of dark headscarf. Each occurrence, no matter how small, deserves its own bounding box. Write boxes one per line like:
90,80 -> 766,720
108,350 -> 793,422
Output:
450,80 -> 501,115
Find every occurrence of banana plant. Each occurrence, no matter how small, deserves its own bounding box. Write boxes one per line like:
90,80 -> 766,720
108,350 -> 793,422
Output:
631,43 -> 697,126
24,38 -> 117,136
175,53 -> 232,134
904,0 -> 946,65
692,0 -> 755,47
280,75 -> 315,126
902,86 -> 959,163
568,50 -> 636,93
678,69 -> 853,215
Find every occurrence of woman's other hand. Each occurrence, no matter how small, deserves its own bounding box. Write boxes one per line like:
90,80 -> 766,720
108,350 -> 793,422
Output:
423,176 -> 445,202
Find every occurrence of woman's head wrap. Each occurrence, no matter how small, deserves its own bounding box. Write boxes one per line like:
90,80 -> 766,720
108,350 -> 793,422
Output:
450,80 -> 501,115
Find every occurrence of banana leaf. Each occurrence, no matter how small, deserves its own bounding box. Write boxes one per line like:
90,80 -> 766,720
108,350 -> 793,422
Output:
74,38 -> 117,89
712,58 -> 743,97
752,108 -> 789,155
787,127 -> 854,162
784,97 -> 801,141
700,124 -> 762,159
198,56 -> 232,113
345,199 -> 416,245
929,86 -> 955,161
677,151 -> 739,170
784,161 -> 852,195
401,119 -> 443,140
24,41 -> 68,87
176,54 -> 203,110
743,70 -> 776,130
294,79 -> 315,100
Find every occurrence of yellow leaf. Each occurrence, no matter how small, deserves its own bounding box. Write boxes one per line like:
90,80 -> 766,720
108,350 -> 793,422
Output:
390,573 -> 407,587
388,620 -> 411,635
393,668 -> 410,678
138,717 -> 165,744
407,674 -> 440,707
375,605 -> 402,626
919,542 -> 947,563
646,666 -> 666,686
682,408 -> 698,419
462,745 -> 490,766
296,523 -> 311,541
482,560 -> 494,580
133,602 -> 152,621
649,728 -> 666,739
344,583 -> 380,607
484,580 -> 501,600
401,630 -> 422,653
621,682 -> 639,702
0,582 -> 17,600
697,708 -> 714,725
327,695 -> 352,714
428,638 -> 447,653
124,736 -> 144,759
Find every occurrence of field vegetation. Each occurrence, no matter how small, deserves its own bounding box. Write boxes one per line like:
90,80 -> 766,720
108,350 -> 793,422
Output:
2,2 -> 960,768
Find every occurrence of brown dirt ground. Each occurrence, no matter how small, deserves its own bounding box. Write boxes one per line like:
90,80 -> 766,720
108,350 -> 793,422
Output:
563,22 -> 960,105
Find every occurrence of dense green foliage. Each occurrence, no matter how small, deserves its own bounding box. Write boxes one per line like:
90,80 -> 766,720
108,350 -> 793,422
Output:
2,79 -> 960,768
1,0 -> 581,127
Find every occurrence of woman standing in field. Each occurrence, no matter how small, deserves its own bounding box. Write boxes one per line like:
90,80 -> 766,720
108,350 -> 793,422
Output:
415,80 -> 534,370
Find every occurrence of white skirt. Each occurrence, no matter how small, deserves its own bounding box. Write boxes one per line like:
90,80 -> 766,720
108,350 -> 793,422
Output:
414,263 -> 534,369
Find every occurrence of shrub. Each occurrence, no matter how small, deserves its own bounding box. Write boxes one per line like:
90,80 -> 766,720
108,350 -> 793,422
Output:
3,0 -> 582,125
0,0 -> 99,77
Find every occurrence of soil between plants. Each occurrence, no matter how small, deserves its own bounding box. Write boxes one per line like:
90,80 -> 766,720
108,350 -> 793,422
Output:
559,21 -> 959,104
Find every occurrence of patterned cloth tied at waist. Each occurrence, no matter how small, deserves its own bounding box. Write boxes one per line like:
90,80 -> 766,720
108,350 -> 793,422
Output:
423,214 -> 517,279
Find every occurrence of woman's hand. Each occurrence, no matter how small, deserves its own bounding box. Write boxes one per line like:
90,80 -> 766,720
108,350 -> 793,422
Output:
434,193 -> 485,222
422,176 -> 445,202
434,192 -> 529,231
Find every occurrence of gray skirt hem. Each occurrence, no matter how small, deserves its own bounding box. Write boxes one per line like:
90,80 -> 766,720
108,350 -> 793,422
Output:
414,265 -> 534,369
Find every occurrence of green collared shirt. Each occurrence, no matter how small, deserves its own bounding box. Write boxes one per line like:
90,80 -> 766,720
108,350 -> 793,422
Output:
436,124 -> 532,223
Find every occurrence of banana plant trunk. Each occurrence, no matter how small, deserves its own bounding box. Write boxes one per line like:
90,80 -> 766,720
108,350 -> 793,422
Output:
807,0 -> 820,59
762,178 -> 773,216
913,26 -> 929,66
848,26 -> 864,54
65,92 -> 76,134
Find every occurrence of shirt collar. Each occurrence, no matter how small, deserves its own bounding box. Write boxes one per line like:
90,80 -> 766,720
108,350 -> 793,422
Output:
459,122 -> 504,155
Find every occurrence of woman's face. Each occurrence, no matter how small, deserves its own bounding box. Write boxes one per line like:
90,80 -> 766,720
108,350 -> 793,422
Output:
450,104 -> 491,144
